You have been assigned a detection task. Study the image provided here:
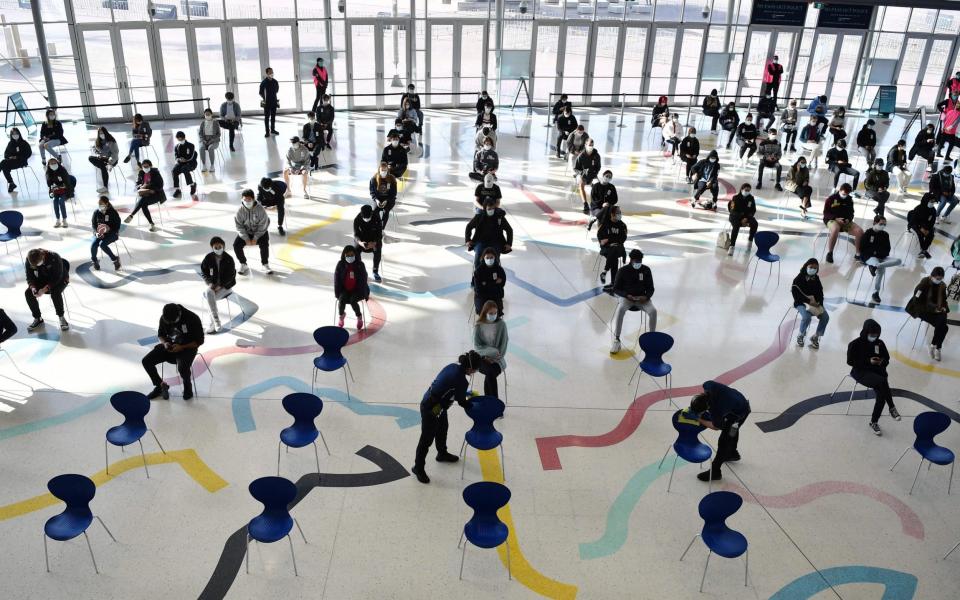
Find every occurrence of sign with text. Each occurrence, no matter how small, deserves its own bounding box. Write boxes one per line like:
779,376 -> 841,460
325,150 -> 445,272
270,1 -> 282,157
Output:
817,3 -> 874,29
751,1 -> 808,27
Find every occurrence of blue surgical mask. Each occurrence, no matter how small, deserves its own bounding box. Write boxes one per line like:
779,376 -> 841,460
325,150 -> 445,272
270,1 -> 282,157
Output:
345,255 -> 355,264
931,278 -> 943,285
631,262 -> 642,270
484,257 -> 495,266
485,313 -> 497,323
806,267 -> 817,276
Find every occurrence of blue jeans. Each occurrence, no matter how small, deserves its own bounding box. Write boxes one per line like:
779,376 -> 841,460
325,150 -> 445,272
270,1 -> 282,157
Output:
91,231 -> 118,261
937,194 -> 958,218
129,139 -> 145,161
796,304 -> 829,337
52,194 -> 67,219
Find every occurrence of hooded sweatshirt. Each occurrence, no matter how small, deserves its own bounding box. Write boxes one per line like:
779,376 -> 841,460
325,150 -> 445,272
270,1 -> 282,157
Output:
353,211 -> 383,244
860,226 -> 891,260
691,150 -> 720,183
466,207 -> 513,246
823,192 -> 854,224
846,319 -> 889,376
235,200 -> 269,240
791,266 -> 824,306
473,252 -> 506,301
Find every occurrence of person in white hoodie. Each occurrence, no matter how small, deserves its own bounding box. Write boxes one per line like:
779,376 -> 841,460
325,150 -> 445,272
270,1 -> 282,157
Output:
662,113 -> 681,156
232,189 -> 273,275
197,108 -> 221,173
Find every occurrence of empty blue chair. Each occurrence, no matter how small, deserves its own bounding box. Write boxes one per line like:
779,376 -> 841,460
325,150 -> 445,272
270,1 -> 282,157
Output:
890,411 -> 955,495
43,474 -> 117,573
246,476 -> 308,576
459,395 -> 506,480
680,491 -> 749,593
658,409 -> 712,492
0,210 -> 25,264
311,326 -> 353,401
747,231 -> 781,286
105,391 -> 166,478
459,481 -> 511,580
278,392 -> 330,475
629,331 -> 674,405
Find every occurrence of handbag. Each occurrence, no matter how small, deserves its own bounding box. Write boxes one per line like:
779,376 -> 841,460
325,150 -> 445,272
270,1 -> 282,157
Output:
784,179 -> 798,193
948,272 -> 960,301
806,303 -> 825,316
716,230 -> 731,249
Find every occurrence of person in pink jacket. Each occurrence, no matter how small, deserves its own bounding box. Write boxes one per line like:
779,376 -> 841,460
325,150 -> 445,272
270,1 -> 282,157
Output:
762,56 -> 784,101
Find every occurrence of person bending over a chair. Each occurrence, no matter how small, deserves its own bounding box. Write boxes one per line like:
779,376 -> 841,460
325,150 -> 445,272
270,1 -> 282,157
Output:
142,303 -> 204,401
689,381 -> 751,482
847,318 -> 899,437
610,249 -> 657,354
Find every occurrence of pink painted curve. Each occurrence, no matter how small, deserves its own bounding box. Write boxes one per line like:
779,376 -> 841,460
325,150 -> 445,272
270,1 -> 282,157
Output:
515,183 -> 588,227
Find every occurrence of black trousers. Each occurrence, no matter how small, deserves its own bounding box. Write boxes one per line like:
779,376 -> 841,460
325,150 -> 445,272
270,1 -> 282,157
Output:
694,180 -> 718,202
0,157 -> 27,183
757,160 -> 782,184
260,198 -> 285,227
601,248 -> 624,282
682,156 -> 697,177
88,156 -> 110,187
338,291 -> 364,317
218,120 -> 239,147
91,232 -> 119,261
729,216 -> 758,247
233,233 -> 270,265
142,344 -> 197,389
739,142 -> 757,159
357,242 -> 382,272
794,184 -> 813,207
707,114 -> 719,131
921,312 -> 949,348
831,165 -> 860,189
867,190 -> 889,216
414,404 -> 449,470
851,369 -> 894,423
263,105 -> 277,133
757,114 -> 775,131
711,411 -> 749,476
783,129 -> 797,148
130,194 -> 162,224
172,161 -> 196,188
25,281 -> 67,319
311,84 -> 326,113
479,361 -> 502,398
374,198 -> 396,228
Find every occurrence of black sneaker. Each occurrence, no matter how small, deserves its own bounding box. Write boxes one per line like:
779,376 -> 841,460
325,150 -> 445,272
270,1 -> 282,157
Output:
868,265 -> 877,277
825,251 -> 834,264
697,470 -> 722,482
923,251 -> 932,259
436,452 -> 459,463
728,451 -> 741,462
373,271 -> 382,283
7,182 -> 16,193
890,406 -> 901,421
229,146 -> 236,152
600,270 -> 606,285
146,383 -> 170,400
190,184 -> 197,196
775,183 -> 783,192
869,421 -> 881,436
113,259 -> 121,271
582,204 -> 589,215
271,130 -> 279,135
183,385 -> 194,401
92,258 -> 100,271
871,292 -> 881,304
411,466 -> 430,484
278,226 -> 285,236
264,132 -> 271,138
123,155 -> 132,164
27,317 -> 44,331
586,219 -> 595,231
756,182 -> 762,189
172,188 -> 182,198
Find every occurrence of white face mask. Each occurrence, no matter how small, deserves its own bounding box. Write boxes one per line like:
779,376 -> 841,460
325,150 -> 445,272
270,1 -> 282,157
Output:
485,312 -> 497,323
631,262 -> 642,270
928,202 -> 937,208
585,146 -> 594,153
839,193 -> 848,199
484,257 -> 495,266
98,205 -> 108,213
806,267 -> 818,276
48,114 -> 56,121
709,158 -> 717,163
379,170 -> 388,177
309,117 -> 316,123
345,255 -> 355,264
205,115 -> 213,120
483,144 -> 493,151
362,216 -> 372,223
611,214 -> 621,222
50,164 -> 59,171
484,180 -> 494,189
875,224 -> 886,231
213,247 -> 224,256
98,133 -> 105,140
485,107 -> 492,113
601,176 -> 612,184
931,278 -> 943,285
867,335 -> 879,342
11,134 -> 19,140
799,162 -> 807,168
390,140 -> 399,147
485,209 -> 495,216
242,200 -> 254,209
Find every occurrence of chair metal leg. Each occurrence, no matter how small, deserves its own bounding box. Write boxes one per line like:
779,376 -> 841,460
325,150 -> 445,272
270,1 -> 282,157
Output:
345,360 -> 355,383
744,547 -> 749,586
699,549 -> 711,593
845,382 -> 858,416
500,443 -> 506,481
311,367 -> 317,394
294,518 -> 308,544
287,533 -> 299,576
458,530 -> 464,549
318,429 -> 330,455
342,368 -> 352,403
95,516 -> 117,542
658,445 -> 671,469
459,538 -> 468,580
312,441 -> 321,473
245,534 -> 250,574
277,441 -> 283,475
105,440 -> 110,475
138,439 -> 149,478
679,533 -> 699,561
667,454 -> 679,493
949,461 -> 954,496
83,531 -> 100,574
506,540 -> 512,581
909,457 -> 925,495
944,539 -> 960,560
149,429 -> 166,453
43,533 -> 50,572
890,446 -> 911,471
461,444 -> 469,480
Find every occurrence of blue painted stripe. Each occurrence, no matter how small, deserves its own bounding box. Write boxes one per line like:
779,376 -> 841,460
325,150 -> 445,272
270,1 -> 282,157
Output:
769,566 -> 917,600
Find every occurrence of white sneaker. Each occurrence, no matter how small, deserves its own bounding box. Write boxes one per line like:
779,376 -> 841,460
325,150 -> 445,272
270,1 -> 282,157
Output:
610,339 -> 622,354
149,224 -> 158,232
262,262 -> 274,275
933,347 -> 942,362
59,317 -> 69,331
209,165 -> 215,174
304,191 -> 309,198
283,190 -> 292,198
201,165 -> 208,173
944,216 -> 954,224
206,320 -> 220,334
238,263 -> 250,275
96,186 -> 108,194
106,164 -> 114,172
726,246 -> 734,256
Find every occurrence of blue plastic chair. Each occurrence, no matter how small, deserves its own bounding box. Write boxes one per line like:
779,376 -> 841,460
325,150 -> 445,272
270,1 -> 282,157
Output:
246,476 -> 308,576
747,231 -> 781,287
629,331 -> 674,406
43,474 -> 117,573
105,391 -> 166,478
459,481 -> 511,580
459,395 -> 506,480
0,210 -> 25,264
278,392 -> 330,475
890,411 -> 955,495
658,409 -> 713,492
680,491 -> 749,593
311,326 -> 353,401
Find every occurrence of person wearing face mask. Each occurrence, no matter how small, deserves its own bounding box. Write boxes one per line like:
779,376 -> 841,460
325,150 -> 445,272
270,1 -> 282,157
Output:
142,303 -> 204,401
678,127 -> 700,182
123,114 -> 152,167
856,119 -> 877,165
475,103 -> 497,135
847,319 -> 898,436
354,204 -> 383,283
791,258 -> 828,349
798,116 -> 824,169
302,111 -> 322,169
885,139 -> 910,193
860,216 -> 900,304
661,114 -> 681,157
90,196 -> 121,271
756,129 -> 783,191
233,190 -> 272,275
909,124 -> 938,172
806,95 -> 829,136
400,84 -> 423,136
930,164 -> 958,224
474,300 -> 508,399
786,157 -> 813,218
38,110 -> 67,163
218,92 -> 243,152
45,158 -> 75,228
727,184 -> 758,257
597,205 -> 627,290
256,177 -> 287,236
474,126 -> 496,152
826,139 -> 860,191
935,93 -> 958,157
947,71 -> 960,97
317,95 -> 336,150
701,89 -> 721,133
334,245 -> 369,330
473,248 -> 506,314
689,381 -> 751,482
88,126 -> 118,194
863,159 -> 890,218
390,117 -> 414,152
764,55 -> 784,100
651,96 -> 670,135
587,169 -> 618,231
552,94 -> 572,124
23,248 -> 70,332
197,109 -> 221,173
259,67 -> 280,137
906,266 -> 950,362
566,124 -> 589,165
399,98 -> 422,148
734,114 -> 759,163
574,139 -> 602,214
466,198 -> 513,271
555,106 -> 578,159
756,91 -> 777,132
411,351 -> 480,484
938,97 -> 960,161
475,173 -> 502,215
690,150 -> 720,209
780,100 -> 799,152
1,127 -> 31,193
470,137 -> 499,182
200,236 -> 237,334
125,159 -> 165,232
369,161 -> 398,227
908,193 -> 938,259
311,57 -> 329,114
476,90 -> 494,115
284,137 -> 310,199
827,107 -> 847,145
382,132 -> 408,177
718,102 -> 740,150
823,183 -> 864,264
171,131 -> 198,199
610,249 -> 656,353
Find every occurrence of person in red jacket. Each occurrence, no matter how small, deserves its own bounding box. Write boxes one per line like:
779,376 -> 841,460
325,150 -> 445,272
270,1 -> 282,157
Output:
762,56 -> 784,100
311,57 -> 329,114
333,245 -> 370,331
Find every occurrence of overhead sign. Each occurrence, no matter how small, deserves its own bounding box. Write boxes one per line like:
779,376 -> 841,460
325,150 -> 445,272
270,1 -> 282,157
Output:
817,3 -> 874,29
750,1 -> 808,27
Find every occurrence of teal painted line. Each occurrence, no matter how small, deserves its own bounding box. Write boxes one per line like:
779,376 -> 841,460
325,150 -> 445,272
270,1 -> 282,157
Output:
0,390 -> 113,442
506,344 -> 565,380
3,335 -> 60,365
579,456 -> 691,560
369,281 -> 470,301
770,566 -> 918,600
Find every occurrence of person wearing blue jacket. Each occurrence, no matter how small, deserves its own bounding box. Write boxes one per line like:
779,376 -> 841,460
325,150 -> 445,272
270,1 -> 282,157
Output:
807,95 -> 829,136
689,380 -> 751,481
412,351 -> 481,484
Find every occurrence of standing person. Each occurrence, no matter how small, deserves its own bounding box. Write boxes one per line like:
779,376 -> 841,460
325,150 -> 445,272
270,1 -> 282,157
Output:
1,127 -> 31,193
690,150 -> 720,209
826,139 -> 860,191
719,102 -> 740,150
939,98 -> 960,161
930,164 -> 959,224
847,319 -> 899,436
756,128 -> 783,190
256,177 -> 287,236
259,67 -> 280,137
856,119 -> 877,165
88,126 -> 118,194
474,301 -> 508,399
310,57 -> 329,113
381,132 -> 408,178
860,216 -> 901,304
566,124 -> 590,166
283,136 -> 310,198
908,193 -> 938,260
822,183 -> 864,264
574,138 -> 601,214
333,244 -> 369,330
476,90 -> 494,115
90,196 -> 121,271
218,92 -> 242,152
756,90 -> 777,131
689,381 -> 751,482
587,169 -> 618,231
780,99 -> 799,152
369,162 -> 398,228
465,198 -> 513,271
233,190 -> 272,275
197,109 -> 221,173
763,55 -> 784,100
734,113 -> 758,163
610,249 -> 656,353
45,158 -> 75,228
0,308 -> 17,347
123,114 -> 151,167
474,173 -> 502,214
171,131 -> 198,199
124,159 -> 165,232
200,236 -> 236,334
141,303 -> 204,401
786,156 -> 813,218
353,205 -> 383,283
863,159 -> 890,218
597,205 -> 627,290
411,351 -> 480,484
400,84 -> 423,138
555,105 -> 577,159
909,123 -> 937,172
946,70 -> 960,97
38,109 -> 66,162
827,107 -> 847,145
317,95 -> 336,150
727,183 -> 758,257
23,248 -> 70,332
678,127 -> 700,182
702,89 -> 721,133
906,267 -> 950,362
886,139 -> 910,193
791,258 -> 829,349
473,248 -> 506,314
551,94 -> 572,124
471,136 -> 499,181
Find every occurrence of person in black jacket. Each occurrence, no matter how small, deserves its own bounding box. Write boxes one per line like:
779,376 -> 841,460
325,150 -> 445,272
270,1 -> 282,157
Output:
610,249 -> 656,352
259,68 -> 280,137
142,303 -> 204,400
334,245 -> 369,330
847,319 -> 899,435
735,114 -> 759,162
719,102 -> 740,149
475,104 -> 497,135
756,92 -> 777,131
317,95 -> 335,149
466,198 -> 513,271
354,205 -> 383,282
369,163 -> 398,228
555,105 -> 577,159
123,113 -> 152,166
257,177 -> 287,236
24,248 -> 69,332
905,267 -> 949,361
470,137 -> 499,181
473,247 -> 506,314
587,169 -> 618,230
678,128 -> 700,182
574,139 -> 602,214
200,236 -> 237,334
822,183 -> 863,264
691,150 -> 720,209
597,205 -> 626,290
171,131 -> 198,199
400,84 -> 423,134
552,94 -> 572,124
38,109 -> 66,163
930,164 -> 958,224
382,132 -> 408,177
907,194 -> 938,259
302,112 -> 323,169
756,129 -> 783,190
826,139 -> 860,190
791,258 -> 828,349
860,216 -> 901,304
863,159 -> 890,218
124,159 -> 165,232
91,196 -> 121,271
856,120 -> 877,165
474,173 -> 502,214
0,308 -> 16,347
45,157 -> 75,228
1,127 -> 31,193
702,89 -> 721,132
476,90 -> 494,115
908,123 -> 937,172
886,139 -> 910,193
727,184 -> 758,257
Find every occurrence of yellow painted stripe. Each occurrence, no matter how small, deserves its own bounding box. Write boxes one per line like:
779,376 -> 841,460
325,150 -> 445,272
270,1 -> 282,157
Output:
477,448 -> 579,600
0,449 -> 228,522
891,350 -> 960,378
274,206 -> 344,279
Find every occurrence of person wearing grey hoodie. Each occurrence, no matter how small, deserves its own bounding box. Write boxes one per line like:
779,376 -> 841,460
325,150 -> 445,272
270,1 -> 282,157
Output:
284,136 -> 311,198
232,189 -> 272,275
473,300 -> 508,398
846,319 -> 898,435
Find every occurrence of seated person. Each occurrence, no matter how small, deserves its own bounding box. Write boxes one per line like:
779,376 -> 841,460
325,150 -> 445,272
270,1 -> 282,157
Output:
474,173 -> 502,214
787,157 -> 813,218
200,236 -> 237,334
141,303 -> 204,400
905,267 -> 950,362
353,204 -> 383,283
370,162 -> 398,227
907,193 -> 938,260
90,196 -> 122,271
885,139 -> 910,193
856,119 -> 877,165
473,247 -> 506,314
756,129 -> 783,190
555,106 -> 578,159
719,102 -> 740,149
470,137 -> 499,182
734,114 -> 759,162
24,248 -> 70,332
691,150 -> 720,209
587,169 -> 617,231
678,128 -> 700,182
863,159 -> 890,217
756,91 -> 777,131
218,91 -> 243,151
125,159 -> 165,232
859,216 -> 901,304
381,131 -> 408,177
283,136 -> 311,198
846,319 -> 898,435
596,205 -> 626,290
908,123 -> 937,172
317,95 -> 335,149
791,258 -> 828,349
610,249 -> 657,353
822,183 -> 863,264
930,164 -> 958,224
826,139 -> 860,191
726,183 -> 758,257
573,139 -> 602,214
334,245 -> 370,331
